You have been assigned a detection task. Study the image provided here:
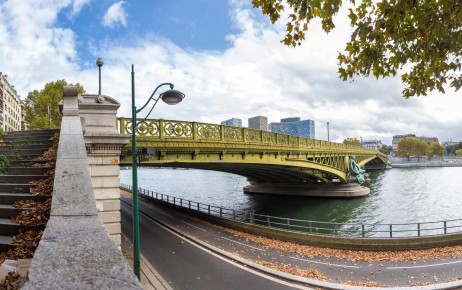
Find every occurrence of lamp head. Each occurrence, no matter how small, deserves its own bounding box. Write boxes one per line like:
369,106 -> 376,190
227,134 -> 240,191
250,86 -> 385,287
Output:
96,58 -> 104,68
160,89 -> 185,105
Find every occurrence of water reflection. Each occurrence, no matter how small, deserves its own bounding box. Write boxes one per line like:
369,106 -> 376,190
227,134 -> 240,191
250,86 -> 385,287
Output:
120,167 -> 462,225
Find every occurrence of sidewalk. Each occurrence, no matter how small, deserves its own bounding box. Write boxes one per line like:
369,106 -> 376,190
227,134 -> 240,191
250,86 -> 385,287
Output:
121,234 -> 172,290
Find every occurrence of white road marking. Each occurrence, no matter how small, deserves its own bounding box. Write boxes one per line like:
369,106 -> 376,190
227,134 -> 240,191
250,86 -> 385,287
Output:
157,210 -> 174,218
221,236 -> 265,251
137,209 -> 308,289
182,221 -> 207,232
290,256 -> 360,269
387,260 -> 462,269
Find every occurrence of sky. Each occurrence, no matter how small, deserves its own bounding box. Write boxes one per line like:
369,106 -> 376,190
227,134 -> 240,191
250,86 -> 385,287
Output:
0,0 -> 461,145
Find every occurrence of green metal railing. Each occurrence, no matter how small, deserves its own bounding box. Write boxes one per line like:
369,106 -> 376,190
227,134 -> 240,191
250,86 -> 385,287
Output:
121,184 -> 462,238
116,117 -> 377,154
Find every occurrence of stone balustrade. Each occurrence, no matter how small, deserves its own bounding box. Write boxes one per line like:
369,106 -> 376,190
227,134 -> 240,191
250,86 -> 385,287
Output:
23,86 -> 140,289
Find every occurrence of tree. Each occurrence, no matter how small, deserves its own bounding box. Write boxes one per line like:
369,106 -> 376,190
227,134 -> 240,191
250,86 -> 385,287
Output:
456,149 -> 462,156
379,144 -> 392,155
447,142 -> 462,155
252,0 -> 462,98
25,80 -> 85,129
343,137 -> 361,146
426,141 -> 444,158
397,137 -> 428,159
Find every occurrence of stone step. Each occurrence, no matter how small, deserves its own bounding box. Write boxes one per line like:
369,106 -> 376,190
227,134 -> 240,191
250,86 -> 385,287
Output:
9,160 -> 54,167
0,153 -> 43,160
5,167 -> 54,175
0,140 -> 54,147
0,144 -> 51,150
0,235 -> 15,251
0,193 -> 47,204
0,183 -> 35,194
0,204 -> 30,219
3,135 -> 55,143
0,148 -> 50,155
0,218 -> 45,236
0,175 -> 51,184
5,129 -> 59,136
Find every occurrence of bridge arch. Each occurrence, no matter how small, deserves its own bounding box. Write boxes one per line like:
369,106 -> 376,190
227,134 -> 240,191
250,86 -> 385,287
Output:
118,118 -> 388,197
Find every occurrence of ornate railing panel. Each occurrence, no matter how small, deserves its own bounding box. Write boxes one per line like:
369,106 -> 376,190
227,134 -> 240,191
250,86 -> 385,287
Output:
117,117 -> 382,157
224,126 -> 243,141
163,120 -> 192,138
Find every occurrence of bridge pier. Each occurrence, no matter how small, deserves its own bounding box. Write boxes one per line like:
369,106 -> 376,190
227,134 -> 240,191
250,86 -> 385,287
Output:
243,182 -> 370,197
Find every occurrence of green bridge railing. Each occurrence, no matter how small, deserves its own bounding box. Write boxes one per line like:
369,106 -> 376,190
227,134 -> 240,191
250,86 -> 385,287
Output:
116,117 -> 374,153
121,184 -> 462,238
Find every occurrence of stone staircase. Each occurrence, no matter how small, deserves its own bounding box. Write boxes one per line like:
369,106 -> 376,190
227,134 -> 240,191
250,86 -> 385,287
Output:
0,129 -> 58,252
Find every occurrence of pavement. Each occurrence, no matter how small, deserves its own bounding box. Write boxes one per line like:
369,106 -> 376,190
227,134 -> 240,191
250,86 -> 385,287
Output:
120,191 -> 462,289
121,234 -> 172,290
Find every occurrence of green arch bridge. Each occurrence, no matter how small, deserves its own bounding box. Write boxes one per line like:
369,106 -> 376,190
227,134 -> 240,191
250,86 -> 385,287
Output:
117,118 -> 388,197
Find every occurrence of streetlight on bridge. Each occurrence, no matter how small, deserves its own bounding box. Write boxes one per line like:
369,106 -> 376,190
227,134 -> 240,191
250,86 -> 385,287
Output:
131,64 -> 185,279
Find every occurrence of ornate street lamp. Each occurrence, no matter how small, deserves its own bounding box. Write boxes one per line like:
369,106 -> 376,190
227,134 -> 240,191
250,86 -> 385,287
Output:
131,64 -> 185,279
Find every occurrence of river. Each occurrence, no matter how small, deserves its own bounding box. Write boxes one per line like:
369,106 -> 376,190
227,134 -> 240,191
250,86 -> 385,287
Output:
120,167 -> 462,225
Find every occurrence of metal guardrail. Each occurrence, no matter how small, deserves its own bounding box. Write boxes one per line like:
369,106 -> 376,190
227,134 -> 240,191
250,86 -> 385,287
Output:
121,184 -> 462,238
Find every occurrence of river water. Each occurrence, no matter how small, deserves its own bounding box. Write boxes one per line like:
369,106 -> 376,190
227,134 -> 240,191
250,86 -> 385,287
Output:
120,167 -> 462,225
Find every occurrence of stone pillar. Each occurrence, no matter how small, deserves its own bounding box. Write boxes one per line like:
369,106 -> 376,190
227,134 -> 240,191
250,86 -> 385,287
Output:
77,94 -> 129,248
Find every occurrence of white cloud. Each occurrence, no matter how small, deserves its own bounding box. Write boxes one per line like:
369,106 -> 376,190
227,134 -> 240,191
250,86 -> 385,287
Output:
102,1 -> 127,28
71,0 -> 91,16
0,0 -> 78,96
1,0 -> 461,146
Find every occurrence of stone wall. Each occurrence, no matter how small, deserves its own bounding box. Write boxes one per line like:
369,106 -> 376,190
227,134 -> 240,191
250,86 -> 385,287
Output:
24,86 -> 140,289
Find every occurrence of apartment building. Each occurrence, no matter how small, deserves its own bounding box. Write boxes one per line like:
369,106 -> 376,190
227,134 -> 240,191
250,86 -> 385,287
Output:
0,73 -> 22,132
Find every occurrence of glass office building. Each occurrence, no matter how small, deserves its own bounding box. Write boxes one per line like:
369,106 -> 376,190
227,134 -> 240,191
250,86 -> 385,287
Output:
221,118 -> 242,127
269,117 -> 315,138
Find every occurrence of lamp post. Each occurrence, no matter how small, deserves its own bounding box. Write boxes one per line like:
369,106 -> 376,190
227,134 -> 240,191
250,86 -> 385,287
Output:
96,58 -> 104,95
327,121 -> 330,142
131,64 -> 185,279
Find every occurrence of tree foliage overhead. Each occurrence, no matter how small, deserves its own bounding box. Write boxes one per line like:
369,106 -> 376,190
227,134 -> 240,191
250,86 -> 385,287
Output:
25,80 -> 85,130
252,0 -> 462,98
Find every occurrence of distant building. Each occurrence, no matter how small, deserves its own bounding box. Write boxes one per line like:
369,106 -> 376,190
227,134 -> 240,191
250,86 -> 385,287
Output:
392,134 -> 416,153
268,117 -> 315,138
419,136 -> 439,144
0,73 -> 23,132
392,134 -> 439,154
221,118 -> 242,127
361,139 -> 383,151
248,115 -> 268,131
442,140 -> 458,148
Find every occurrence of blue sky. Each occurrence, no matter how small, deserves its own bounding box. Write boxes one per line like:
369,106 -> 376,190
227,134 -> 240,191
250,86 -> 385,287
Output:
0,0 -> 461,144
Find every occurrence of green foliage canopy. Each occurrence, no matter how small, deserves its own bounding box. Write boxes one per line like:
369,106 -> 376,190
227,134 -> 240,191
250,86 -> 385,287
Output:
378,144 -> 392,155
24,80 -> 85,129
343,137 -> 361,146
397,137 -> 428,158
426,141 -> 444,157
252,0 -> 462,98
456,149 -> 462,156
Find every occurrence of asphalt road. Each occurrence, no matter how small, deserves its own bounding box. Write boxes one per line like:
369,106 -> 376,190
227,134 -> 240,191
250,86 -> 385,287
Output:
121,200 -> 306,290
121,196 -> 462,289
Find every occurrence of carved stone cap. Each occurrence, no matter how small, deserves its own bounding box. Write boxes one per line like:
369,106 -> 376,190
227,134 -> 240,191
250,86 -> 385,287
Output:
63,86 -> 79,97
